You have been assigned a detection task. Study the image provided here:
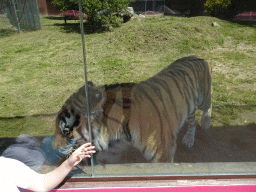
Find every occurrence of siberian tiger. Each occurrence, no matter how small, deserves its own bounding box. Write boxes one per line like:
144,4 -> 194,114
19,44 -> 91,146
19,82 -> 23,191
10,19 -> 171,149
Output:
52,56 -> 212,163
52,82 -> 135,155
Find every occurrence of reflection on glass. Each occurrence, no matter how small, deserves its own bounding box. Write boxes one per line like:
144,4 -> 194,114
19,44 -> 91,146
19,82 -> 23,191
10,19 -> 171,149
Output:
49,55 -> 256,176
84,56 -> 212,163
1,13 -> 256,179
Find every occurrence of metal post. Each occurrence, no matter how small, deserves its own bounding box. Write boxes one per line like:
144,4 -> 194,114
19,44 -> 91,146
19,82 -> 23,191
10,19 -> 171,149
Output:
78,0 -> 94,177
145,0 -> 147,16
11,0 -> 20,33
164,0 -> 165,14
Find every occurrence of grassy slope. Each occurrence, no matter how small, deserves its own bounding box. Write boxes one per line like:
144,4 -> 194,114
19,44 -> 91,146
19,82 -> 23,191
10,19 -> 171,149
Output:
0,15 -> 255,137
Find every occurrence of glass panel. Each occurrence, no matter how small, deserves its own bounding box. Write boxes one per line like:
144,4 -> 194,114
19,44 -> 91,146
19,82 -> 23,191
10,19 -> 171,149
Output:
1,0 -> 255,179
0,0 -> 92,175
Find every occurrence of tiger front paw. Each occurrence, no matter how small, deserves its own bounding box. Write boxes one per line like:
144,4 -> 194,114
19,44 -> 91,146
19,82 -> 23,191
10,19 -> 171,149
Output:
201,108 -> 211,129
182,133 -> 195,148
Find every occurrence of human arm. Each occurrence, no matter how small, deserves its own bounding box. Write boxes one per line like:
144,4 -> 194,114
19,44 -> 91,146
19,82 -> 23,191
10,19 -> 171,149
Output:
28,143 -> 95,192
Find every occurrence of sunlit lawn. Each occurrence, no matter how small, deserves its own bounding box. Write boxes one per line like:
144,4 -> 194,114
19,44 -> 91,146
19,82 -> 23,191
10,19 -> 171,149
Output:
0,15 -> 255,137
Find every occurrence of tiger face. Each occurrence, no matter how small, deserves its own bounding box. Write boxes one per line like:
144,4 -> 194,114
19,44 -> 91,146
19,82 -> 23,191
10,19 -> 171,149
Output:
58,109 -> 80,136
52,82 -> 105,151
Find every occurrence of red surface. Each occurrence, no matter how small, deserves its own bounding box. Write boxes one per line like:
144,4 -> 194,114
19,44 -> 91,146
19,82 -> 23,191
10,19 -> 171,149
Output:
21,185 -> 256,192
235,11 -> 256,21
58,10 -> 88,18
141,11 -> 160,15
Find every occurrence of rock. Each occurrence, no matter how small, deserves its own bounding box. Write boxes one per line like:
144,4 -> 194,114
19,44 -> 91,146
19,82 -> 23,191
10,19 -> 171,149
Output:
212,22 -> 220,27
127,7 -> 135,15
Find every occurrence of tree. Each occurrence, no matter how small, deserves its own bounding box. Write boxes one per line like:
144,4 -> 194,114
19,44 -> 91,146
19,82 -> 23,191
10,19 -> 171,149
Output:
52,0 -> 135,32
52,0 -> 78,12
204,0 -> 231,17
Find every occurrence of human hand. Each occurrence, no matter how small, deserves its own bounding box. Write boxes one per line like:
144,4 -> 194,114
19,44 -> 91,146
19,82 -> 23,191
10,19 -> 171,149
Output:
67,143 -> 96,168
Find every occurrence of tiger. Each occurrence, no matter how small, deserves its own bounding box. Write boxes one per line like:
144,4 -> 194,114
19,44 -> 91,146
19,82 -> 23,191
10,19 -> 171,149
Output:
52,56 -> 212,163
52,82 -> 135,156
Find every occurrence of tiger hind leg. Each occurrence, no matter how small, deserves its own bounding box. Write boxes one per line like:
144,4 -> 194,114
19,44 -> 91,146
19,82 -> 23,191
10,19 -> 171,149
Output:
201,105 -> 211,129
182,110 -> 196,148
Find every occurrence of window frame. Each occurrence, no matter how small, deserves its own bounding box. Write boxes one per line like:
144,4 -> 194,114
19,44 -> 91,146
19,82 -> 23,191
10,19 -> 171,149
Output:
57,174 -> 256,190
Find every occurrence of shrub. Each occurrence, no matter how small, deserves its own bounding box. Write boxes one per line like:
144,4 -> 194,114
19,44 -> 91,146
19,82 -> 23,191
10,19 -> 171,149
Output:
204,0 -> 231,17
82,0 -> 135,32
51,0 -> 135,32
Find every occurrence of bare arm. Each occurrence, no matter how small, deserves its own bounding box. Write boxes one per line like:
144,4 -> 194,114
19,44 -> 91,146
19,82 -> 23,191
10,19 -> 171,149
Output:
28,143 -> 95,192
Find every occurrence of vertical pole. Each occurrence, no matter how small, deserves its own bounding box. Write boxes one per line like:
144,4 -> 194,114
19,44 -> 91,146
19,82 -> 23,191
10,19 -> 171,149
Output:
11,0 -> 20,33
145,0 -> 147,16
164,0 -> 165,14
78,0 -> 94,177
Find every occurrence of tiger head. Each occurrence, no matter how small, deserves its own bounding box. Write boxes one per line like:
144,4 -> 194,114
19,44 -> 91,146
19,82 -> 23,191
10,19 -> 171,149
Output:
52,82 -> 106,152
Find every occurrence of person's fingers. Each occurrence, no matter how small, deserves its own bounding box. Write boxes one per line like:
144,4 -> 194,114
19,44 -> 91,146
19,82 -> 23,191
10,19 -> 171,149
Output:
80,143 -> 96,151
83,147 -> 96,153
78,152 -> 91,159
69,143 -> 95,163
82,145 -> 96,153
74,151 -> 91,160
79,148 -> 95,156
74,143 -> 92,153
82,149 -> 96,155
79,142 -> 92,149
71,150 -> 94,161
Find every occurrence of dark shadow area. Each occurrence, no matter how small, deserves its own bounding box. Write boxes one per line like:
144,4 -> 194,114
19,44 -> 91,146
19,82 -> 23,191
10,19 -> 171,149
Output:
0,136 -> 44,155
45,16 -> 65,20
0,113 -> 56,120
213,104 -> 256,109
212,9 -> 256,27
53,22 -> 107,34
229,19 -> 256,27
104,122 -> 256,164
0,28 -> 18,37
41,15 -> 93,34
175,122 -> 256,163
1,123 -> 256,163
43,15 -> 119,34
53,22 -> 82,34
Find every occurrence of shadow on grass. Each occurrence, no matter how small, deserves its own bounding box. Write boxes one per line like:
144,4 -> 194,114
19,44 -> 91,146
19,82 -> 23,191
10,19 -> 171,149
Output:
0,113 -> 56,120
53,22 -> 100,34
43,15 -> 122,34
54,23 -> 81,33
229,19 -> 256,27
0,28 -> 18,37
45,16 -> 64,20
42,15 -> 93,34
215,14 -> 256,28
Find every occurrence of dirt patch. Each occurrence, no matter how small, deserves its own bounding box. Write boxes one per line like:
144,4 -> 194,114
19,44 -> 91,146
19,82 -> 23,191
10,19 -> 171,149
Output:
1,123 -> 256,164
119,122 -> 256,164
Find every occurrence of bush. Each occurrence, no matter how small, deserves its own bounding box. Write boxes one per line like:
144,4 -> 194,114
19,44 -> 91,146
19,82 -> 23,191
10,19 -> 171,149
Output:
204,0 -> 231,17
51,0 -> 135,32
82,0 -> 135,32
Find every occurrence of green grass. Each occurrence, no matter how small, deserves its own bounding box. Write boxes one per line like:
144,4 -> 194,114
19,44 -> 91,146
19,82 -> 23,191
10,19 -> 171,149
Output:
0,15 -> 255,137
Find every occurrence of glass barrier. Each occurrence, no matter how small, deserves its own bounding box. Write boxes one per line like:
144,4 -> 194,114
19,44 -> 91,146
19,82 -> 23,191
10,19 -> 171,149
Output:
0,5 -> 256,180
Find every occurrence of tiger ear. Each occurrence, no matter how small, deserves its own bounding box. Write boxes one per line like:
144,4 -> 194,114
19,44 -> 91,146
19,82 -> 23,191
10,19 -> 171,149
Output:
89,85 -> 106,118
